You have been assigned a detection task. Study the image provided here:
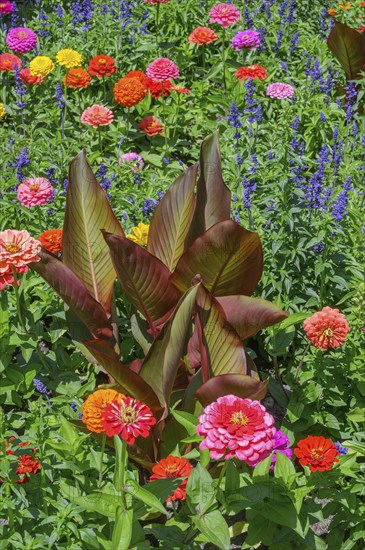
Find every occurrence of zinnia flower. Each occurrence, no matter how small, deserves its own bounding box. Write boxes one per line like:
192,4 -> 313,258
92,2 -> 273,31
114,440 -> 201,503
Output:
0,102 -> 5,121
81,389 -> 123,433
270,430 -> 293,469
188,26 -> 218,45
37,229 -> 63,254
119,152 -> 144,171
139,116 -> 164,136
126,223 -> 149,247
150,456 -> 193,502
17,177 -> 54,208
29,56 -> 54,77
125,70 -> 149,85
303,306 -> 350,350
146,57 -> 179,82
145,77 -> 172,98
0,2 -> 13,14
6,27 -> 37,53
196,395 -> 276,466
294,436 -> 339,472
101,396 -> 156,444
19,68 -> 44,85
338,1 -> 351,8
0,265 -> 28,290
0,52 -> 21,72
64,67 -> 91,89
145,0 -> 169,3
235,65 -> 267,81
328,8 -> 337,15
81,104 -> 113,128
0,229 -> 41,275
266,82 -> 294,99
209,3 -> 240,28
113,76 -> 146,107
232,29 -> 260,50
56,48 -> 83,68
171,85 -> 190,95
88,54 -> 117,77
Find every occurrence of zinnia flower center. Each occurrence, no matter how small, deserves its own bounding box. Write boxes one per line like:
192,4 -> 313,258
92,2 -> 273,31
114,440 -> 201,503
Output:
231,411 -> 249,426
322,327 -> 333,338
99,59 -> 106,64
5,243 -> 21,253
120,406 -> 137,424
310,448 -> 324,462
166,464 -> 179,476
18,32 -> 27,39
29,182 -> 40,191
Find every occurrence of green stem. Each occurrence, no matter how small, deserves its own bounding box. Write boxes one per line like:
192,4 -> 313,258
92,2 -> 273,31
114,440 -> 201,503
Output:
156,3 -> 160,48
5,482 -> 14,533
274,355 -> 289,400
201,459 -> 228,515
120,439 -> 127,509
12,267 -> 26,333
98,433 -> 107,489
222,28 -> 226,90
294,342 -> 310,383
161,82 -> 168,153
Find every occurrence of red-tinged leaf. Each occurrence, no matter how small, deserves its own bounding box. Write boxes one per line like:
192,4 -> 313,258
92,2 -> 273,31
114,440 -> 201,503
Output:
102,232 -> 179,337
147,163 -> 198,271
139,284 -> 200,415
82,338 -> 163,417
327,21 -> 365,79
63,150 -> 124,314
170,220 -> 263,297
186,131 -> 231,246
215,296 -> 287,340
30,249 -> 113,340
195,285 -> 246,377
195,374 -> 269,407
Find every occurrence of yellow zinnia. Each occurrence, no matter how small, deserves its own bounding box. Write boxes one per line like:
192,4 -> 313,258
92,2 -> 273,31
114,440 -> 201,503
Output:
56,48 -> 83,69
29,56 -> 55,77
0,103 -> 6,121
126,223 -> 149,247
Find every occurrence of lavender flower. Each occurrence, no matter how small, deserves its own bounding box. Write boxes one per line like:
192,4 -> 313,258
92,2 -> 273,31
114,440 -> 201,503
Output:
227,102 -> 242,140
97,163 -> 116,196
56,3 -> 64,26
55,83 -> 66,109
334,442 -> 348,456
332,176 -> 352,222
305,144 -> 330,209
13,146 -> 30,182
38,8 -> 51,37
290,31 -> 299,54
13,65 -> 26,109
33,378 -> 47,394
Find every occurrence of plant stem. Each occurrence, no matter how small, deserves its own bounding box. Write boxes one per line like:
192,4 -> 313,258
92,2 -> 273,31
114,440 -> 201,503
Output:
295,343 -> 310,383
98,433 -> 107,489
273,354 -> 289,400
222,27 -> 226,90
201,459 -> 228,515
120,439 -> 127,509
161,82 -> 168,153
12,267 -> 26,333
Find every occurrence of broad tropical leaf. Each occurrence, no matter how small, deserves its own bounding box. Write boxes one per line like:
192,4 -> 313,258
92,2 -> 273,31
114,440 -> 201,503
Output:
215,296 -> 287,339
102,232 -> 179,337
170,220 -> 263,297
327,21 -> 365,79
147,163 -> 198,271
195,374 -> 269,407
62,150 -> 124,313
139,284 -> 200,414
186,131 -> 231,245
30,249 -> 113,340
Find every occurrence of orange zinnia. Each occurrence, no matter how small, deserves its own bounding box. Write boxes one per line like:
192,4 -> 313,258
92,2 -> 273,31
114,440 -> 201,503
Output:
81,389 -> 124,433
235,65 -> 268,81
150,456 -> 193,502
64,67 -> 91,89
38,229 -> 63,254
188,26 -> 218,46
113,76 -> 146,107
88,54 -> 117,77
294,436 -> 339,472
327,8 -> 337,15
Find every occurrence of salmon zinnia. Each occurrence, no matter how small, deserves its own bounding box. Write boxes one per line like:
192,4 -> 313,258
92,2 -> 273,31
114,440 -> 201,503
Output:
81,104 -> 113,128
188,26 -> 218,45
101,396 -> 156,444
303,306 -> 350,349
150,456 -> 193,502
0,229 -> 41,274
139,116 -> 164,136
294,436 -> 339,472
81,389 -> 123,433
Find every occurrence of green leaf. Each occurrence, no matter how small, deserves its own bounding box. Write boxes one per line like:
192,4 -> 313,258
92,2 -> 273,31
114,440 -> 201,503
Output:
112,506 -> 133,550
327,21 -> 365,79
60,482 -> 118,518
274,312 -> 310,331
63,149 -> 125,313
133,479 -> 183,520
170,220 -> 263,297
186,463 -> 215,514
171,409 -> 199,436
124,479 -> 167,515
192,510 -> 230,550
147,163 -> 198,271
252,454 -> 273,480
274,451 -> 296,485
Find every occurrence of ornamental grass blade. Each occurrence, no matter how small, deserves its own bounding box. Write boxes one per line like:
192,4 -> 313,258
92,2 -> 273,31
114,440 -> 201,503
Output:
82,338 -> 163,418
195,285 -> 246,377
186,131 -> 231,246
102,232 -> 179,337
63,150 -> 124,314
195,374 -> 269,407
215,296 -> 287,340
139,283 -> 200,415
327,21 -> 365,79
30,249 -> 113,340
170,220 -> 263,297
147,163 -> 198,271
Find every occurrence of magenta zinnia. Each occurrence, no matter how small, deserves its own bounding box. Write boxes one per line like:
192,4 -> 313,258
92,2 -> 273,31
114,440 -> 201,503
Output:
6,27 -> 37,53
101,396 -> 156,444
196,395 -> 276,466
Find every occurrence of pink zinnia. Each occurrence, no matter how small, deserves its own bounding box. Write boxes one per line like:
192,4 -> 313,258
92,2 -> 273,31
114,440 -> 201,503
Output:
17,177 -> 54,208
80,104 -> 113,128
101,396 -> 156,444
232,30 -> 260,50
303,306 -> 350,350
6,27 -> 37,54
209,3 -> 240,28
119,152 -> 144,171
146,57 -> 179,82
0,1 -> 13,14
266,82 -> 294,99
196,395 -> 276,466
0,229 -> 41,274
270,429 -> 293,469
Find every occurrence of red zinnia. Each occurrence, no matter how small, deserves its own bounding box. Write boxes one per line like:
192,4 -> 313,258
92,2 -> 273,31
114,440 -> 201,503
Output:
294,436 -> 339,472
88,54 -> 117,77
101,396 -> 156,444
139,116 -> 164,136
235,64 -> 268,81
0,52 -> 21,72
19,67 -> 44,85
188,26 -> 218,45
303,306 -> 350,350
150,456 -> 193,502
37,229 -> 63,254
64,67 -> 91,89
145,77 -> 172,98
171,85 -> 190,95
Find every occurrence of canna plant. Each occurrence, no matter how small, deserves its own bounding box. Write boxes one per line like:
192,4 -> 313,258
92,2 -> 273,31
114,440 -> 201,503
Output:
30,132 -> 287,464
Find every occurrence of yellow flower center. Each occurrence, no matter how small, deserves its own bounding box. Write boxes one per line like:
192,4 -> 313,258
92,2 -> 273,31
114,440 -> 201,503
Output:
99,59 -> 106,64
29,182 -> 40,191
18,31 -> 27,39
310,448 -> 324,462
5,243 -> 21,253
231,412 -> 249,426
322,327 -> 333,338
120,406 -> 137,425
